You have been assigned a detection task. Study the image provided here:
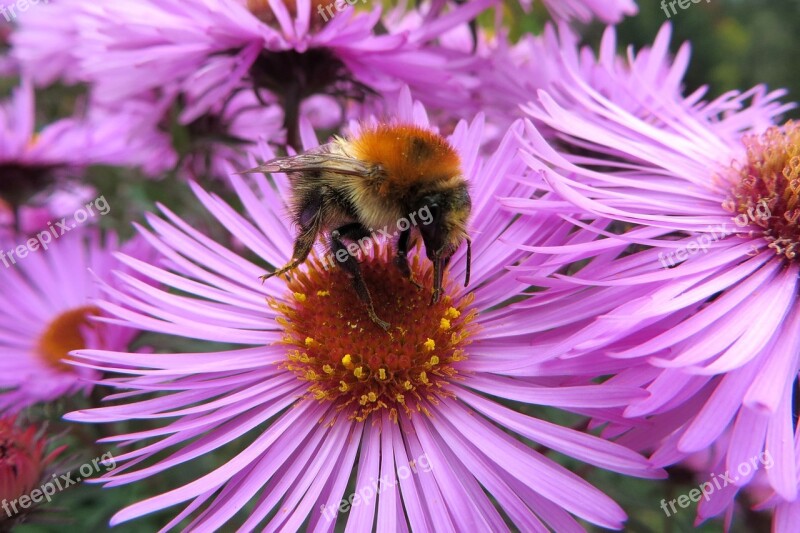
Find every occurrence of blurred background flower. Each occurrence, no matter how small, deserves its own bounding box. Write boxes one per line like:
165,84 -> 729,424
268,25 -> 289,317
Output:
0,230 -> 150,414
0,415 -> 66,529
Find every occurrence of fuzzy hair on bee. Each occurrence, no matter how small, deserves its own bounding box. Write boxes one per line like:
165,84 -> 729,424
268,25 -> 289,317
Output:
240,123 -> 472,330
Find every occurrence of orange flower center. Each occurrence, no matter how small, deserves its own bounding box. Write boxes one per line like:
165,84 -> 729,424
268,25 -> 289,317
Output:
37,306 -> 100,372
724,120 -> 800,260
273,246 -> 477,422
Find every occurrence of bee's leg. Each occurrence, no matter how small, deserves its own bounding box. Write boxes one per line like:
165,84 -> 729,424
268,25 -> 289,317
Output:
261,191 -> 324,282
393,229 -> 423,290
330,223 -> 390,331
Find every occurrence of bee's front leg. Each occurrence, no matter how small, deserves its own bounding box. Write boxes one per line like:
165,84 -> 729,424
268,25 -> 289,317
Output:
393,229 -> 423,290
330,223 -> 391,331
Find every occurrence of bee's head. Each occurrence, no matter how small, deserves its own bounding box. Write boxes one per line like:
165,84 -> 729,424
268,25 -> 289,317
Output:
414,181 -> 472,303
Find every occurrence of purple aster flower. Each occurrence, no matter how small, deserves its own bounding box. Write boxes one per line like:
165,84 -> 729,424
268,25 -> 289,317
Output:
512,24 -> 797,529
176,89 -> 286,181
0,80 -> 168,208
7,183 -> 98,237
0,6 -> 16,77
66,93 -> 661,530
111,89 -> 284,182
5,0 -> 80,85
11,0 -> 495,149
480,24 -> 705,143
0,229 -> 148,414
517,0 -> 637,23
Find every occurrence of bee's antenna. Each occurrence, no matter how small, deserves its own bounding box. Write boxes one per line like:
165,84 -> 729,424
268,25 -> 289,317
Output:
464,238 -> 472,288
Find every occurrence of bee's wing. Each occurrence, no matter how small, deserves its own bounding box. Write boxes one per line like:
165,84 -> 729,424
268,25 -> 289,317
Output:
238,143 -> 371,178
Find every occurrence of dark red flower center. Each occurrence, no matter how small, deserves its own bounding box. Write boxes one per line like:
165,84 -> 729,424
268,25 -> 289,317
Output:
274,246 -> 477,422
724,120 -> 800,261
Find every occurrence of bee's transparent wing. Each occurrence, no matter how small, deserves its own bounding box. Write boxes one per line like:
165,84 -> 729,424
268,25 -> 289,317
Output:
238,143 -> 371,178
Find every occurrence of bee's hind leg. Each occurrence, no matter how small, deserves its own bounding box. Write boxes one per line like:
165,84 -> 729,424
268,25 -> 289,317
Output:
261,191 -> 324,282
261,227 -> 317,282
330,223 -> 390,331
393,229 -> 423,290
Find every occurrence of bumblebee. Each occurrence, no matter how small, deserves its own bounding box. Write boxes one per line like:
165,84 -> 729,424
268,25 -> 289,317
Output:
242,123 -> 472,330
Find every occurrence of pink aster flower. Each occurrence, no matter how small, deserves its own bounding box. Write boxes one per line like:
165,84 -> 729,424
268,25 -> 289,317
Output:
111,88 -> 284,181
513,24 -> 797,529
0,5 -> 16,77
516,0 -> 637,23
480,24 -> 707,143
175,89 -> 286,180
0,79 -> 167,208
0,229 -> 148,414
542,0 -> 637,23
9,183 -> 99,236
65,93 -> 660,530
11,0 -> 494,149
4,0 -> 80,84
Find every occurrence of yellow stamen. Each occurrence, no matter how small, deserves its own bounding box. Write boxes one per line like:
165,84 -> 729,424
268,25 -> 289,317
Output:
342,354 -> 353,368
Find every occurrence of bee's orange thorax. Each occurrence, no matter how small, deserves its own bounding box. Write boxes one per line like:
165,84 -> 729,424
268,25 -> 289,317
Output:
348,124 -> 462,197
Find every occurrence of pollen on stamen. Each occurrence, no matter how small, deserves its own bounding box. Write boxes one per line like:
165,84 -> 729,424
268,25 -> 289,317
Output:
723,120 -> 800,261
273,244 -> 477,422
445,307 -> 461,319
